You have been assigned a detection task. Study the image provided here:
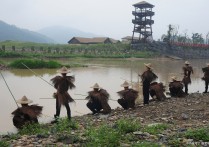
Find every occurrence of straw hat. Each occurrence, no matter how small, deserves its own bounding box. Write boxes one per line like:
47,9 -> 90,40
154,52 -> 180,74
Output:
171,76 -> 178,81
121,81 -> 130,87
185,61 -> 190,65
91,83 -> 101,89
57,66 -> 71,74
144,63 -> 152,69
16,96 -> 33,104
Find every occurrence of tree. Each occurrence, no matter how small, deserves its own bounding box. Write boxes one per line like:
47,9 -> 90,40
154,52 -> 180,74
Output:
206,32 -> 209,44
192,33 -> 204,44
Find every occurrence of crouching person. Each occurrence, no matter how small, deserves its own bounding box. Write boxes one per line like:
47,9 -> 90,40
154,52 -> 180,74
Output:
86,83 -> 111,114
117,81 -> 138,109
169,76 -> 186,97
149,82 -> 166,101
11,96 -> 43,129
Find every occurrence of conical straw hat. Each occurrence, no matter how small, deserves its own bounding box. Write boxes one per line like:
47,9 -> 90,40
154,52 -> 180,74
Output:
90,83 -> 101,89
171,76 -> 178,81
121,81 -> 130,87
57,66 -> 71,74
144,63 -> 152,69
185,61 -> 190,65
16,96 -> 33,104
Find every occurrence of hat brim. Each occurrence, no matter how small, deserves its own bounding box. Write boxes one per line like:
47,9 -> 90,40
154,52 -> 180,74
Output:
121,84 -> 130,87
56,70 -> 71,74
144,63 -> 153,69
90,86 -> 101,89
17,99 -> 33,104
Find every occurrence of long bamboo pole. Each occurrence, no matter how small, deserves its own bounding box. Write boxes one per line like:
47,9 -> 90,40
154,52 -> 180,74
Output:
21,62 -> 54,87
0,71 -> 19,108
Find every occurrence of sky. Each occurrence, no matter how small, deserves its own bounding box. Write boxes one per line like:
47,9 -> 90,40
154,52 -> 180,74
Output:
0,0 -> 209,40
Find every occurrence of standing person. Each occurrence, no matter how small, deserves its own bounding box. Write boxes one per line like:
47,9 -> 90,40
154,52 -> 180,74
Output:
169,76 -> 186,97
140,63 -> 158,105
117,81 -> 138,109
202,63 -> 209,93
182,61 -> 193,94
86,83 -> 111,114
11,96 -> 43,129
51,66 -> 75,122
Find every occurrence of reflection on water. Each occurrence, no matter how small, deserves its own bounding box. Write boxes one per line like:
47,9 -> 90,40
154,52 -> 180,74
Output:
0,58 -> 208,134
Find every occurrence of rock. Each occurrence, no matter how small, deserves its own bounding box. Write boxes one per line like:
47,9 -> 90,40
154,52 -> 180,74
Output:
120,143 -> 131,147
181,113 -> 189,120
133,131 -> 143,135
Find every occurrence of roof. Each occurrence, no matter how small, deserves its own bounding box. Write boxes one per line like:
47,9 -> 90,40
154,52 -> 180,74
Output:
68,37 -> 119,44
133,1 -> 154,8
122,36 -> 139,40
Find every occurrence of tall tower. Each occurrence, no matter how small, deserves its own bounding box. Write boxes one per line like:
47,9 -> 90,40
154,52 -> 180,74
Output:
132,1 -> 154,43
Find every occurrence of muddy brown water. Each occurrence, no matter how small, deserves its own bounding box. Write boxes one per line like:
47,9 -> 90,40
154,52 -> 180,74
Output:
0,58 -> 207,134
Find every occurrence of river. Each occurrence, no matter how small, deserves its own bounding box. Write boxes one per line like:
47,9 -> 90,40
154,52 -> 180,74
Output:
0,58 -> 208,134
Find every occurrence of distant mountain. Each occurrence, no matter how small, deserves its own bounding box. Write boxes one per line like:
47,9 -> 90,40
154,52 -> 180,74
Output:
0,20 -> 54,43
38,26 -> 98,44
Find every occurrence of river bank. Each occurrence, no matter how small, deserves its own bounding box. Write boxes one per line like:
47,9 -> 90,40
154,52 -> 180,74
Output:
1,93 -> 209,146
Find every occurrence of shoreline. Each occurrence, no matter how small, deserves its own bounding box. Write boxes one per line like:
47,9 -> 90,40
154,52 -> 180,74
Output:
1,92 -> 209,146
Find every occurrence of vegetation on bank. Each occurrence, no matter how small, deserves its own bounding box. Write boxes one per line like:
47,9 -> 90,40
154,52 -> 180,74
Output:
1,117 -> 209,146
9,59 -> 62,69
0,41 -> 155,58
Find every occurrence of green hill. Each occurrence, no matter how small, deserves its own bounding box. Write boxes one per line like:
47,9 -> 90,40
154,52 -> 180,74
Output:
0,20 -> 54,43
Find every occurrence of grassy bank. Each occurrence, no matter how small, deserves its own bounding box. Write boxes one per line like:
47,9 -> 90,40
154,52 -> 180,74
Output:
0,41 -> 155,59
8,59 -> 87,69
1,117 -> 209,147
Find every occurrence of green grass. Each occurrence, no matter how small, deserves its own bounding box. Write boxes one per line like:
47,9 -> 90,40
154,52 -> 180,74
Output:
115,119 -> 141,133
85,125 -> 121,147
143,123 -> 169,135
9,59 -> 62,69
18,123 -> 49,136
0,41 -> 154,59
185,127 -> 209,142
0,141 -> 10,147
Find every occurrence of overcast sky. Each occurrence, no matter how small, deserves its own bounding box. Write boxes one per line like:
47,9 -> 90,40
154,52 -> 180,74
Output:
0,0 -> 209,40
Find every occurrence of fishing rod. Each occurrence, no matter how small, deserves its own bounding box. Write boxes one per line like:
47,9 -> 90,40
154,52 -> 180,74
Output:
74,93 -> 118,102
21,62 -> 54,87
0,71 -> 19,108
39,98 -> 87,101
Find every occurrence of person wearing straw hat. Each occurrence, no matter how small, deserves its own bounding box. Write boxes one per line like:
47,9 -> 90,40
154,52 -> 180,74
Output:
140,63 -> 158,105
149,82 -> 166,101
202,63 -> 209,93
11,96 -> 43,129
182,61 -> 193,94
86,83 -> 111,114
117,81 -> 138,109
51,66 -> 75,122
169,76 -> 186,97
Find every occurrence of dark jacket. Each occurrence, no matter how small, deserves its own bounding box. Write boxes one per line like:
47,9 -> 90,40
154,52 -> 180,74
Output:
169,81 -> 186,97
11,105 -> 42,129
202,67 -> 209,82
149,82 -> 166,101
117,89 -> 138,109
182,65 -> 193,84
51,75 -> 75,105
86,89 -> 111,114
